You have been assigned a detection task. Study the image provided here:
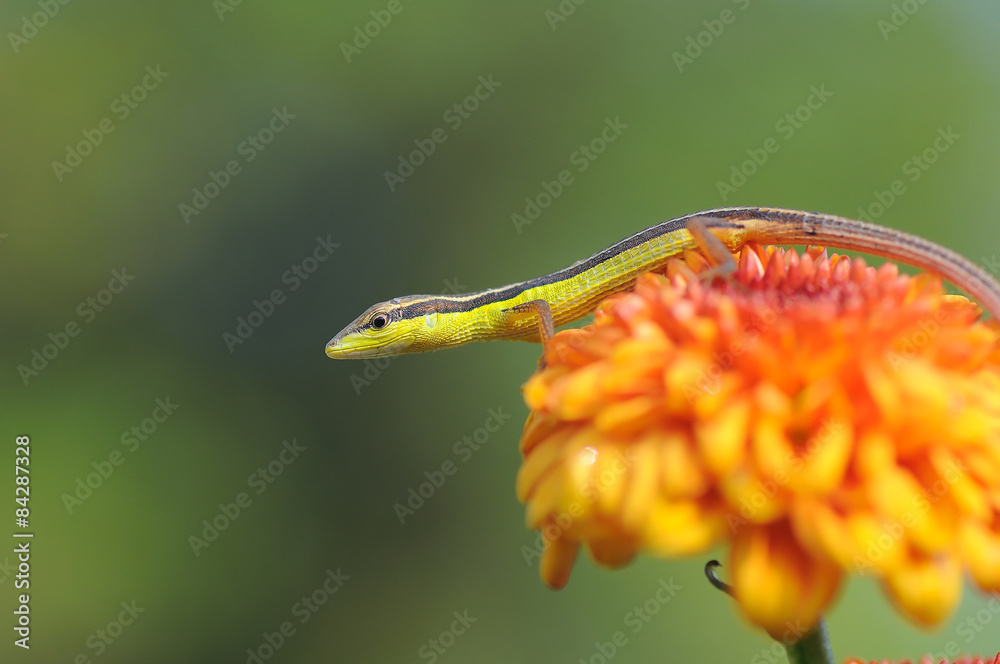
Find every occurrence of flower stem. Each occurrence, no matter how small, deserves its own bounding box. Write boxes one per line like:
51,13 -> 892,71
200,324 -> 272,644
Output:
784,619 -> 835,664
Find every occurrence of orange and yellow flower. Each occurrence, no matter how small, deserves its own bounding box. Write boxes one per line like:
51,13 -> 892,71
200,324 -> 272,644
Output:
844,654 -> 1000,664
516,243 -> 1000,636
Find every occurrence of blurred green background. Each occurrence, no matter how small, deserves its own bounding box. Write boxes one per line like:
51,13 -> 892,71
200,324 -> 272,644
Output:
3,1 -> 1000,662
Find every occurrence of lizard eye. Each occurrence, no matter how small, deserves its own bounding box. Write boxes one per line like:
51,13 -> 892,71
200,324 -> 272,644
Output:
371,314 -> 387,329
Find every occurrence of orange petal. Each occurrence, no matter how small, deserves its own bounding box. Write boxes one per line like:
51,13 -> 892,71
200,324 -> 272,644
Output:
540,536 -> 580,590
586,537 -> 638,569
550,363 -> 607,420
595,396 -> 665,438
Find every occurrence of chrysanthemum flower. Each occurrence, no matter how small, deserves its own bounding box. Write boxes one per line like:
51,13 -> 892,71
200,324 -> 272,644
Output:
844,654 -> 1000,664
517,243 -> 1000,636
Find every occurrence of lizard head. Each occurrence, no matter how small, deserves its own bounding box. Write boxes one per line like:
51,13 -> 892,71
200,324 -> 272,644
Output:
325,296 -> 451,359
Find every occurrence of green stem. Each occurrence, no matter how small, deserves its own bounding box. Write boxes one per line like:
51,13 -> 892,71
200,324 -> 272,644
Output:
784,619 -> 835,664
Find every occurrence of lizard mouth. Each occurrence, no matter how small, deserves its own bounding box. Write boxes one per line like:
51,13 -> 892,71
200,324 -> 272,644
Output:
325,335 -> 410,359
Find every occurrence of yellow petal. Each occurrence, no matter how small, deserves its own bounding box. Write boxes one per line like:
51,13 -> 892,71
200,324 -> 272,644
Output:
720,468 -> 785,526
551,363 -> 607,420
792,417 -> 853,495
660,431 -> 708,499
601,362 -> 663,400
963,448 -> 1000,488
663,355 -> 711,414
960,520 -> 1000,591
695,397 -> 750,475
928,447 -> 990,521
950,406 -> 996,446
620,440 -> 660,531
540,536 -> 580,590
516,431 -> 565,502
846,511 -> 906,573
789,500 -> 856,569
865,466 -> 924,524
882,554 -> 961,625
853,430 -> 896,480
609,327 -> 670,364
589,444 -> 631,516
643,498 -> 722,555
896,362 -> 950,422
524,472 -> 567,529
731,522 -> 841,638
521,374 -> 552,411
863,363 -> 902,427
595,396 -> 665,438
752,413 -> 791,483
